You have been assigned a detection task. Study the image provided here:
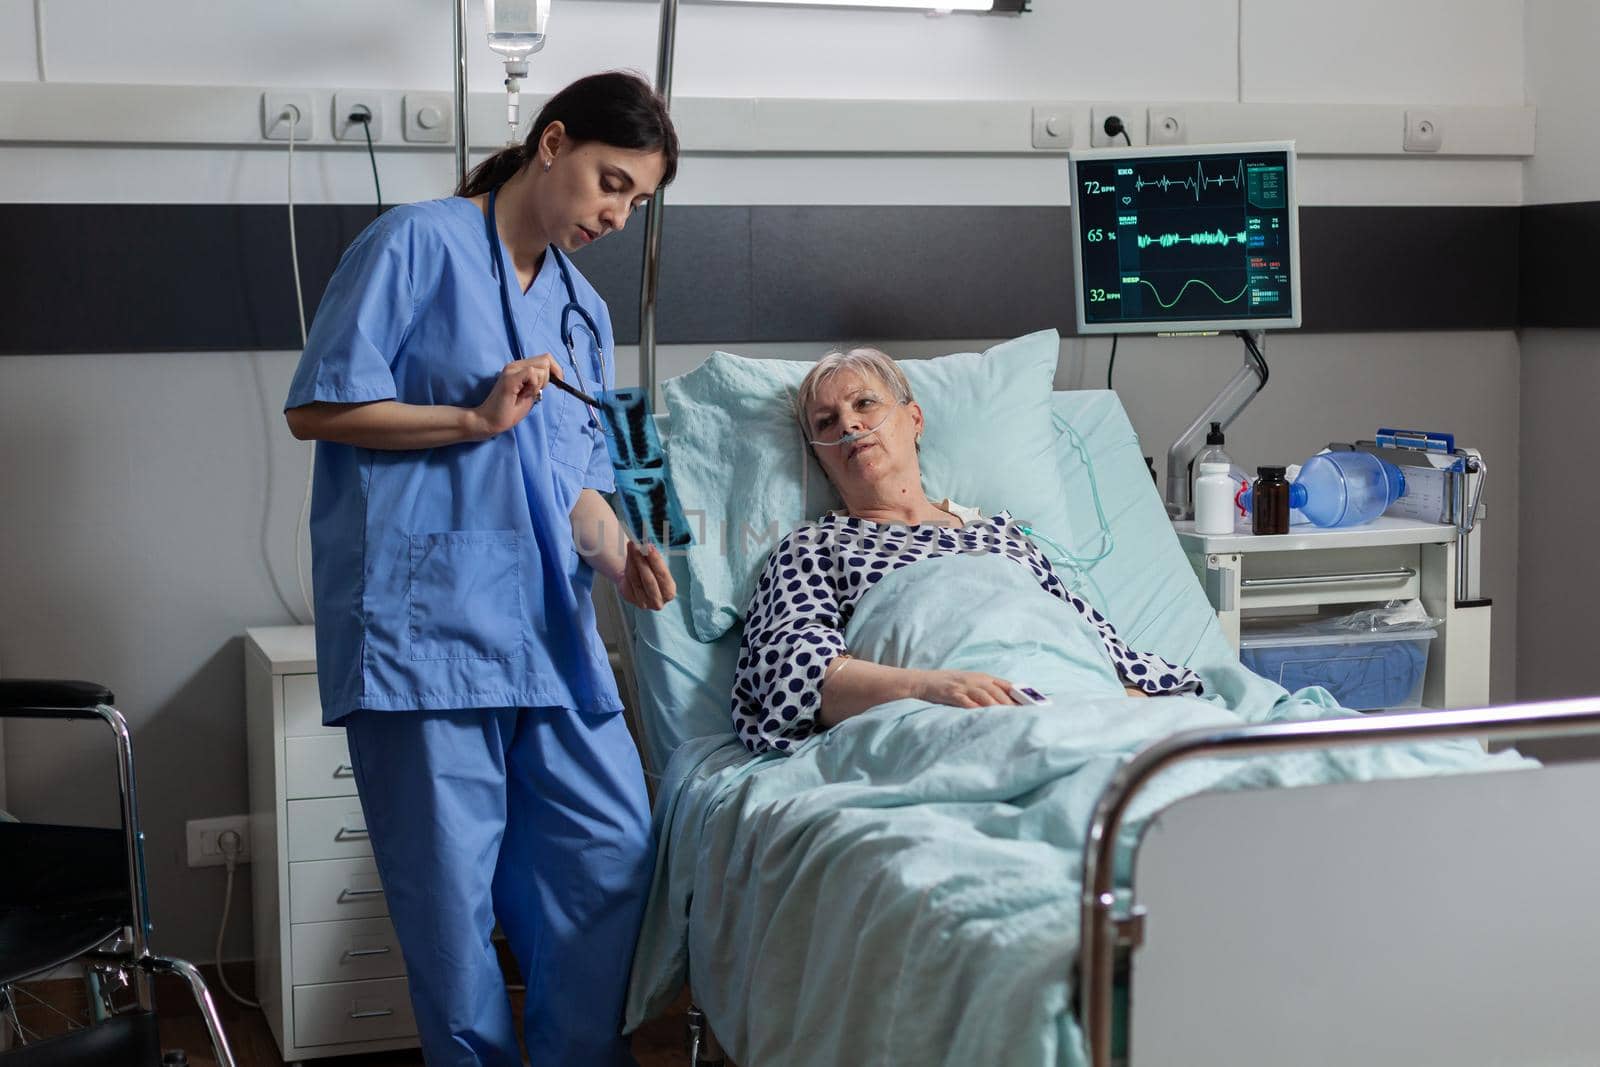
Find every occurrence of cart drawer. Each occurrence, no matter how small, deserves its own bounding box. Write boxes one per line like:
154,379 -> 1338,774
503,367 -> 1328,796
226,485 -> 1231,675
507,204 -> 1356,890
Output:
289,857 -> 388,924
285,735 -> 359,800
283,673 -> 341,738
293,976 -> 417,1048
291,917 -> 407,985
287,797 -> 373,862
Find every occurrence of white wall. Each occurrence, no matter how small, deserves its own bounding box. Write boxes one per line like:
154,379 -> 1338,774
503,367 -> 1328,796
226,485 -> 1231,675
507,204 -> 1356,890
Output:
1524,0 -> 1600,205
0,0 -> 1531,962
1515,1 -> 1600,753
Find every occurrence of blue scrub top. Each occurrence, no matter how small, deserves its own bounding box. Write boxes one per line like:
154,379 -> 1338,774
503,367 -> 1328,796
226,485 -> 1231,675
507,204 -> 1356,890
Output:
285,197 -> 620,725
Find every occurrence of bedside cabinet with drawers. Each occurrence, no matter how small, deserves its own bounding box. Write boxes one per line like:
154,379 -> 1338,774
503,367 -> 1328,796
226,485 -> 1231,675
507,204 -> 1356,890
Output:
245,626 -> 420,1063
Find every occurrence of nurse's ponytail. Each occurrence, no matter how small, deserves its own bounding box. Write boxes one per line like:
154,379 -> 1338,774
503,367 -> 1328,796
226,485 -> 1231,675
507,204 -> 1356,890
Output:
456,70 -> 679,197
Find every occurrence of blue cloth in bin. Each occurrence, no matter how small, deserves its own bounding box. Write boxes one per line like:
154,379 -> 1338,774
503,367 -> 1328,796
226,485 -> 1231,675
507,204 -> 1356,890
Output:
1240,636 -> 1430,711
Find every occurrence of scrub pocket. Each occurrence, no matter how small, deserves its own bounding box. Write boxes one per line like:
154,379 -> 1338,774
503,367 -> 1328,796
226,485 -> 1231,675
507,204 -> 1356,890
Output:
408,531 -> 526,661
550,398 -> 606,473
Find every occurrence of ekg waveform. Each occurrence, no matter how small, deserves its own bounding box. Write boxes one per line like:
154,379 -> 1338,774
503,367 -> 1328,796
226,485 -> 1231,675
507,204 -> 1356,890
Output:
1133,159 -> 1246,202
1135,229 -> 1249,249
1134,276 -> 1250,309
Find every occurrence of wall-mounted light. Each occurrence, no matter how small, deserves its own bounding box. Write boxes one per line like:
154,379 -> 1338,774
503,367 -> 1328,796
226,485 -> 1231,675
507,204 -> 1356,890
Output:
711,0 -> 1026,10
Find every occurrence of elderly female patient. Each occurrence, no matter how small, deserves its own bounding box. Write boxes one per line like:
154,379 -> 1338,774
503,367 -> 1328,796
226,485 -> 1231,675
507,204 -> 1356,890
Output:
731,348 -> 1202,755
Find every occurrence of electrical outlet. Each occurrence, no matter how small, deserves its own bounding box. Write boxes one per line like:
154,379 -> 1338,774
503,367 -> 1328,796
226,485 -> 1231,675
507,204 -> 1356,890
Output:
1403,110 -> 1443,152
262,91 -> 314,142
1030,105 -> 1072,150
404,93 -> 453,144
1148,107 -> 1187,145
186,815 -> 251,868
1091,104 -> 1145,148
334,91 -> 384,143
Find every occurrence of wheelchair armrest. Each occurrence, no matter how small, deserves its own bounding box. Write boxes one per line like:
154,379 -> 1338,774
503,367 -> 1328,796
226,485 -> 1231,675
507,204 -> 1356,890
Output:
0,679 -> 116,715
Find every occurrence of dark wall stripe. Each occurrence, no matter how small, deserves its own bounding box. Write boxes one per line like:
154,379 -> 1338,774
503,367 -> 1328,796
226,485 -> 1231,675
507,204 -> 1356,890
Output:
0,203 -> 1524,355
1520,201 -> 1600,328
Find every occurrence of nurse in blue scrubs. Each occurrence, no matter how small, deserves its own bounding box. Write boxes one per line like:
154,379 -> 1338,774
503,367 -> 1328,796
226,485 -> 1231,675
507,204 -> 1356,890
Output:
283,71 -> 678,1066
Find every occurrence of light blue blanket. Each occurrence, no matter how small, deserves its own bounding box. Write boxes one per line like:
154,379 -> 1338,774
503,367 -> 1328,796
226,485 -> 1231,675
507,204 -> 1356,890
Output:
626,553 -> 1529,1065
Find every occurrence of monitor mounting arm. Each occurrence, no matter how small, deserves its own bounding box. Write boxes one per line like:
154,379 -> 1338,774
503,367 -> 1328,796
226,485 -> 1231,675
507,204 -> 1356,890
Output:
1164,330 -> 1267,520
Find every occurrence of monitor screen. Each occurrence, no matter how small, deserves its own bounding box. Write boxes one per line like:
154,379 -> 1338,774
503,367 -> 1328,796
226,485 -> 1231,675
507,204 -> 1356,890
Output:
1068,141 -> 1300,334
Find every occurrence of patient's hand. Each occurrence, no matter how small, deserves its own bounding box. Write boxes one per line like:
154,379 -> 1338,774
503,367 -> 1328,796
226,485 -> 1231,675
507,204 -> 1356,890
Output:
1123,686 -> 1149,699
914,670 -> 1021,709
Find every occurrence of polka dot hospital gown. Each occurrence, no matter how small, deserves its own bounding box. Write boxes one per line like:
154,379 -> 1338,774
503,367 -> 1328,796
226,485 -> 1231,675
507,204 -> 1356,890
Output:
732,505 -> 1204,755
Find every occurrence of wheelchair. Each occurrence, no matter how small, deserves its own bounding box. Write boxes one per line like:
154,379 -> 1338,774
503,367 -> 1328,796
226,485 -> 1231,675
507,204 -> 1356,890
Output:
0,680 -> 236,1066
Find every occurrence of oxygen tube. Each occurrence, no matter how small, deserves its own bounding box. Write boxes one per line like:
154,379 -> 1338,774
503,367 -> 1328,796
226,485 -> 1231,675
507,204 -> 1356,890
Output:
809,408 -> 895,448
1016,414 -> 1115,604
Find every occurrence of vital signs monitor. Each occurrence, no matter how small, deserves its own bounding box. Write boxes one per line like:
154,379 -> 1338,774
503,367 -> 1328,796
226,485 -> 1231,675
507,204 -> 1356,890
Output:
1068,141 -> 1301,334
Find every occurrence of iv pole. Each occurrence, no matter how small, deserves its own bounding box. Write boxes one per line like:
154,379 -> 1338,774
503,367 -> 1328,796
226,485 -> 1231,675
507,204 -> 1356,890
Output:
452,0 -> 469,189
452,0 -> 679,408
639,0 -> 681,410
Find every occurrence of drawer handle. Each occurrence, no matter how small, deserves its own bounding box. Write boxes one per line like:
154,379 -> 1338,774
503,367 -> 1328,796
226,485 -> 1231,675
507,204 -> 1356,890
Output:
333,763 -> 356,778
338,887 -> 385,902
348,1008 -> 394,1020
335,826 -> 370,841
343,946 -> 392,959
1241,567 -> 1416,590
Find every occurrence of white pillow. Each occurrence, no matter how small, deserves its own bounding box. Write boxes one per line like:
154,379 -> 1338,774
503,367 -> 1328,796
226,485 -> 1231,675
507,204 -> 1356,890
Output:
661,330 -> 1074,642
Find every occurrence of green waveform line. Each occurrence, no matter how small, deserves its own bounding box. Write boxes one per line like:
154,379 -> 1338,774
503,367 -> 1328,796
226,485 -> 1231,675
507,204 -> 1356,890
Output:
1134,276 -> 1250,309
1136,229 -> 1249,249
1132,159 -> 1246,202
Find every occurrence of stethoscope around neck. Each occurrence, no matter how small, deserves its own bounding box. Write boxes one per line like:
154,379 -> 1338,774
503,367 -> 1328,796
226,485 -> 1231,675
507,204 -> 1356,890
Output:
485,184 -> 605,424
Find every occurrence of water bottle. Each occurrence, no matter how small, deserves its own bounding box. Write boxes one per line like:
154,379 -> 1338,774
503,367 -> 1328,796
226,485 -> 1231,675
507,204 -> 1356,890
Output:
1193,462 -> 1238,535
1189,421 -> 1232,504
1290,452 -> 1407,528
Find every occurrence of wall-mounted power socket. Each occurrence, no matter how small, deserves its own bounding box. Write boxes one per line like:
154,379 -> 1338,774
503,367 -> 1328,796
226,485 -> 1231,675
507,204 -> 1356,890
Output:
1030,104 -> 1073,150
186,815 -> 251,868
334,91 -> 385,143
1148,107 -> 1188,145
404,93 -> 453,144
1091,104 -> 1145,148
262,91 -> 313,142
1404,110 -> 1444,152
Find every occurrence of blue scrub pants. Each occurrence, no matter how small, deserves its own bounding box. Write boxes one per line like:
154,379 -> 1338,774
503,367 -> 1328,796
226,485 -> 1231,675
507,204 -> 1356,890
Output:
344,706 -> 652,1066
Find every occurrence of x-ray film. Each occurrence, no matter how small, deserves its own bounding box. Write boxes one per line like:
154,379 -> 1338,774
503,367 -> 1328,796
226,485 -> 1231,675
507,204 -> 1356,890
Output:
595,387 -> 691,548
613,468 -> 693,549
596,388 -> 666,470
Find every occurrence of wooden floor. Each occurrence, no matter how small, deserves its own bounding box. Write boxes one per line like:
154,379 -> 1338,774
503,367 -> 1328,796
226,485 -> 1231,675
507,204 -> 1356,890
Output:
13,965 -> 695,1066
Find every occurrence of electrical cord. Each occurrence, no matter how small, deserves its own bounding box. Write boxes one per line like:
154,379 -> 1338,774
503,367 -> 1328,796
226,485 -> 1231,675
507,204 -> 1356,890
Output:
215,831 -> 260,1009
351,109 -> 384,218
1236,329 -> 1269,390
1099,117 -> 1132,392
283,106 -> 316,625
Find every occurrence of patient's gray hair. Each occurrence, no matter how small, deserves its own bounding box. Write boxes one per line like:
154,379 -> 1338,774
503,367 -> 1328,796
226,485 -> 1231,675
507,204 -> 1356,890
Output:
793,346 -> 915,431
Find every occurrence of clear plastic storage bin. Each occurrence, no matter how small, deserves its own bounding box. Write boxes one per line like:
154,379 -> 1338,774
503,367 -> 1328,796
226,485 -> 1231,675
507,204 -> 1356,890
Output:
1239,622 -> 1437,711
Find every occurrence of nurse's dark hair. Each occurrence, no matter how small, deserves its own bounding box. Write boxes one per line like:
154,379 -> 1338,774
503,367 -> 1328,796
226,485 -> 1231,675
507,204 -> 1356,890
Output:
455,70 -> 678,197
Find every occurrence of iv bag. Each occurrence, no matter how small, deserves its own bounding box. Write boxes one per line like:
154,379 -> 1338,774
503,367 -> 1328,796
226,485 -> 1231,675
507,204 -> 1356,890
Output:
485,0 -> 550,60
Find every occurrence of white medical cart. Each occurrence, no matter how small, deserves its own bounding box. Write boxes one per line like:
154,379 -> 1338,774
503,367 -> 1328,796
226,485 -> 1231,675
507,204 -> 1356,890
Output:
1174,516 -> 1492,709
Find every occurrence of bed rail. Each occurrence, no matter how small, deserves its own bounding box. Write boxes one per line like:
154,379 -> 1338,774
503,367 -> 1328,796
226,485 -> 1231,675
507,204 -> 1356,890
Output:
1077,696 -> 1600,1067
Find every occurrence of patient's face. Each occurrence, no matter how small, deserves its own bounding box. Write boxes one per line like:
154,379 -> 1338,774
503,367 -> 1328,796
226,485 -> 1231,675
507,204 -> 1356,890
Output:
805,369 -> 923,499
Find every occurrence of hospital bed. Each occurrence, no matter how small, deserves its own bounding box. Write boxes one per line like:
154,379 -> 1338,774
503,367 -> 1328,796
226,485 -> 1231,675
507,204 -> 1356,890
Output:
612,381 -> 1600,1067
